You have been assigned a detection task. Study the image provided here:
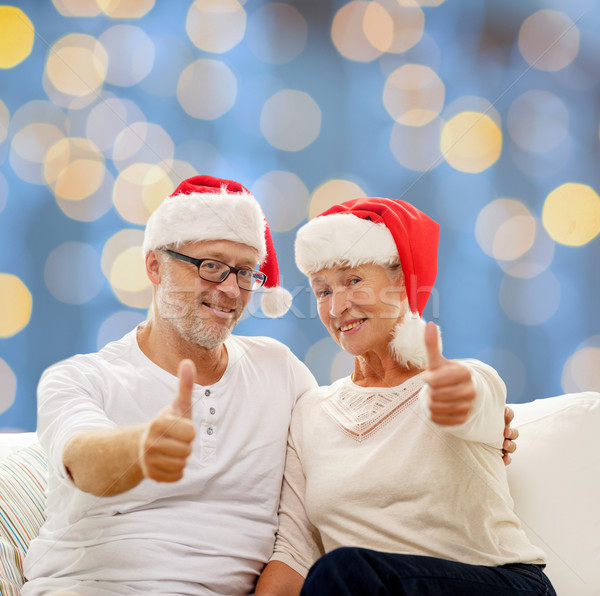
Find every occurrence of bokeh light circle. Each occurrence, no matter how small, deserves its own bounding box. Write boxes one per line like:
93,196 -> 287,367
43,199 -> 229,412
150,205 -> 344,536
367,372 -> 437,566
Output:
309,179 -> 366,219
97,310 -> 146,350
99,0 -> 155,19
390,118 -> 443,171
56,169 -> 114,222
112,122 -> 175,171
44,242 -> 104,304
441,111 -> 502,173
44,137 -> 106,200
562,341 -> 600,393
0,100 -> 9,144
246,3 -> 307,65
113,163 -> 174,225
0,172 -> 7,214
475,199 -> 535,262
85,97 -> 146,155
186,0 -> 246,54
331,1 -> 383,62
372,0 -> 425,54
0,358 -> 17,415
507,90 -> 569,153
177,59 -> 237,120
260,90 -> 321,152
542,183 -> 600,247
0,6 -> 35,69
518,10 -> 579,72
45,34 -> 108,97
102,230 -> 152,309
499,270 -> 561,326
0,274 -> 32,337
383,64 -> 444,126
51,0 -> 102,18
253,171 -> 309,233
497,219 -> 555,280
99,25 -> 154,87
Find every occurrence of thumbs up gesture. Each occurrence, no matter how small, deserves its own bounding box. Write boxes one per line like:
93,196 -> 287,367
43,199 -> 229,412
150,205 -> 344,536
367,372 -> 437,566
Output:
138,359 -> 197,482
423,322 -> 476,426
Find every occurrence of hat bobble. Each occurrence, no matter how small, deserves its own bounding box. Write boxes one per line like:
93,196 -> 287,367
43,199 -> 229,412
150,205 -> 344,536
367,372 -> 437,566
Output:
259,220 -> 292,318
389,311 -> 442,369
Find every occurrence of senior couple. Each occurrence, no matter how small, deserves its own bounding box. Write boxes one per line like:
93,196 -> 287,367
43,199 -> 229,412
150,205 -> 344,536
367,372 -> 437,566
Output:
23,175 -> 555,595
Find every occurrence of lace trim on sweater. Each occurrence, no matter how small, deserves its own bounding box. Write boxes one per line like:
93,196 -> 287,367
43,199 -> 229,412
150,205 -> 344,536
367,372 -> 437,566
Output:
321,375 -> 425,442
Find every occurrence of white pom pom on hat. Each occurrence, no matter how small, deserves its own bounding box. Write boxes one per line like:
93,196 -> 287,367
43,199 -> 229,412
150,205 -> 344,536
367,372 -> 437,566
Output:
143,175 -> 291,318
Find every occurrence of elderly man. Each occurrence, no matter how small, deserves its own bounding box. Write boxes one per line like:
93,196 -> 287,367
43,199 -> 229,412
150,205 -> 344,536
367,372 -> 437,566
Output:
22,176 -> 318,596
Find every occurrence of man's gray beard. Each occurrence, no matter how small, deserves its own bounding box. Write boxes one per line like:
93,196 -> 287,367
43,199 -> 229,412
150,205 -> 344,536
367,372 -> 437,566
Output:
155,277 -> 238,350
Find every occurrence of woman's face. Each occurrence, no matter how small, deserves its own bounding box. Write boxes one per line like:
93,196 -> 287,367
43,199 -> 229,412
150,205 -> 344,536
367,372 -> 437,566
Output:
310,263 -> 408,357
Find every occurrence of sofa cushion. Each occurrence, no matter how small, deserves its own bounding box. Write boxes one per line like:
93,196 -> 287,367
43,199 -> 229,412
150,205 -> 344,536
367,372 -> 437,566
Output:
508,392 -> 600,596
0,443 -> 47,594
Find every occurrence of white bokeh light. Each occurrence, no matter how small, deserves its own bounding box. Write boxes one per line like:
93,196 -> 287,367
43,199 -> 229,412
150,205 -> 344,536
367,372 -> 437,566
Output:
260,90 -> 321,151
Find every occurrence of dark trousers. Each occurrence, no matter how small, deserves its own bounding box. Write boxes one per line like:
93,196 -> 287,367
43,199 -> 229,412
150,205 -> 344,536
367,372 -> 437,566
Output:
300,548 -> 557,596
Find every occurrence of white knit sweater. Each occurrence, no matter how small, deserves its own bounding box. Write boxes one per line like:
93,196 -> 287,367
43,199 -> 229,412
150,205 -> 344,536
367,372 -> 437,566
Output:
270,359 -> 546,577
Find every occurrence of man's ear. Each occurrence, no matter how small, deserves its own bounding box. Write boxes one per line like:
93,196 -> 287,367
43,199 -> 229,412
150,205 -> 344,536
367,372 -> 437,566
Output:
146,250 -> 162,285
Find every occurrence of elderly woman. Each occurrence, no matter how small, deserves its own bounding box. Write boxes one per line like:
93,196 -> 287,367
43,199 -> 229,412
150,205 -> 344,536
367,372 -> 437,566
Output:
256,198 -> 555,595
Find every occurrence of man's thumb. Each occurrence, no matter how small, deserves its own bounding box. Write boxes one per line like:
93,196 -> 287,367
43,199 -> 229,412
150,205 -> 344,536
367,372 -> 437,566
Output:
171,359 -> 195,419
424,321 -> 444,370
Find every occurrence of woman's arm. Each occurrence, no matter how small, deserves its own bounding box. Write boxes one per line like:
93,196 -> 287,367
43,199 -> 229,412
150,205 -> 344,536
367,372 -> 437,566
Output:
255,561 -> 304,596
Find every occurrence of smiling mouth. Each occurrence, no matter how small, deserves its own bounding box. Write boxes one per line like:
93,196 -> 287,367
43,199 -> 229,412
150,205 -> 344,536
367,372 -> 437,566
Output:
339,319 -> 365,332
204,302 -> 234,314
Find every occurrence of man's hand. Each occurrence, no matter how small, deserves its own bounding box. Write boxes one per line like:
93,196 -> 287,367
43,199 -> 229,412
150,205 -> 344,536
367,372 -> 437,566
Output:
139,359 -> 197,482
502,406 -> 518,466
423,322 -> 476,426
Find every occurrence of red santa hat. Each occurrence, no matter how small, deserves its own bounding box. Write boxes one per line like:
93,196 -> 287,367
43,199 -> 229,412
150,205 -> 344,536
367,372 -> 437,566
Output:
143,175 -> 292,318
295,197 -> 441,368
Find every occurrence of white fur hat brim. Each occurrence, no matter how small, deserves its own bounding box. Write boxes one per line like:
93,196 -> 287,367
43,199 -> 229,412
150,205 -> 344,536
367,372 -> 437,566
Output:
295,213 -> 399,274
143,187 -> 267,262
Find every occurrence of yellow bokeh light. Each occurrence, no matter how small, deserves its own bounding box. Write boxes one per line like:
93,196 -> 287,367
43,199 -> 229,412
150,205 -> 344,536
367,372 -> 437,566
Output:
110,246 -> 150,292
518,10 -> 579,72
0,6 -> 34,69
186,0 -> 246,53
309,179 -> 366,219
383,64 -> 444,126
542,183 -> 600,247
363,2 -> 394,53
376,0 -> 424,54
51,0 -> 102,17
0,274 -> 32,338
113,163 -> 174,225
441,111 -> 502,173
102,230 -> 152,308
332,1 -> 383,62
44,137 -> 105,201
46,34 -> 108,97
98,0 -> 155,19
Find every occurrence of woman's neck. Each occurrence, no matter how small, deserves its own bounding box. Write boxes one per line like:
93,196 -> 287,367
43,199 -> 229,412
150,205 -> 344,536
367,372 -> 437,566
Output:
351,349 -> 422,388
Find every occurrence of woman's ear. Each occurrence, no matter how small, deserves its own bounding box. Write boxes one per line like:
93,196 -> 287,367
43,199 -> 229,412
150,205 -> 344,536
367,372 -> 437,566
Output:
146,250 -> 162,285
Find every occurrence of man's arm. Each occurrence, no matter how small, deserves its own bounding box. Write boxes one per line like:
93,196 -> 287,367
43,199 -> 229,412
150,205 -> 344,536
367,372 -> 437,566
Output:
63,360 -> 196,497
255,561 -> 304,596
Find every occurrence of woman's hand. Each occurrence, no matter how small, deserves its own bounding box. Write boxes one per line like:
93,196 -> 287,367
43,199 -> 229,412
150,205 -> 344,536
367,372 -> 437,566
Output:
423,322 -> 476,426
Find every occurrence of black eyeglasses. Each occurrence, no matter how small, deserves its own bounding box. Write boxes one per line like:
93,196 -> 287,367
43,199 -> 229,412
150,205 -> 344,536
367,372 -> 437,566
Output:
163,249 -> 267,291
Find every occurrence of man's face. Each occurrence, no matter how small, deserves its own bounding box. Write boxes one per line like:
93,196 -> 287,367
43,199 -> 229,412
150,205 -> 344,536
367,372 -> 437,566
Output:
154,239 -> 259,349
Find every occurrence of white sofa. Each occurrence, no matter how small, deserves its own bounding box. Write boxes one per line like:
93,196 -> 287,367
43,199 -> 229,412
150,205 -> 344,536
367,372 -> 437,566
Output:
0,392 -> 598,595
